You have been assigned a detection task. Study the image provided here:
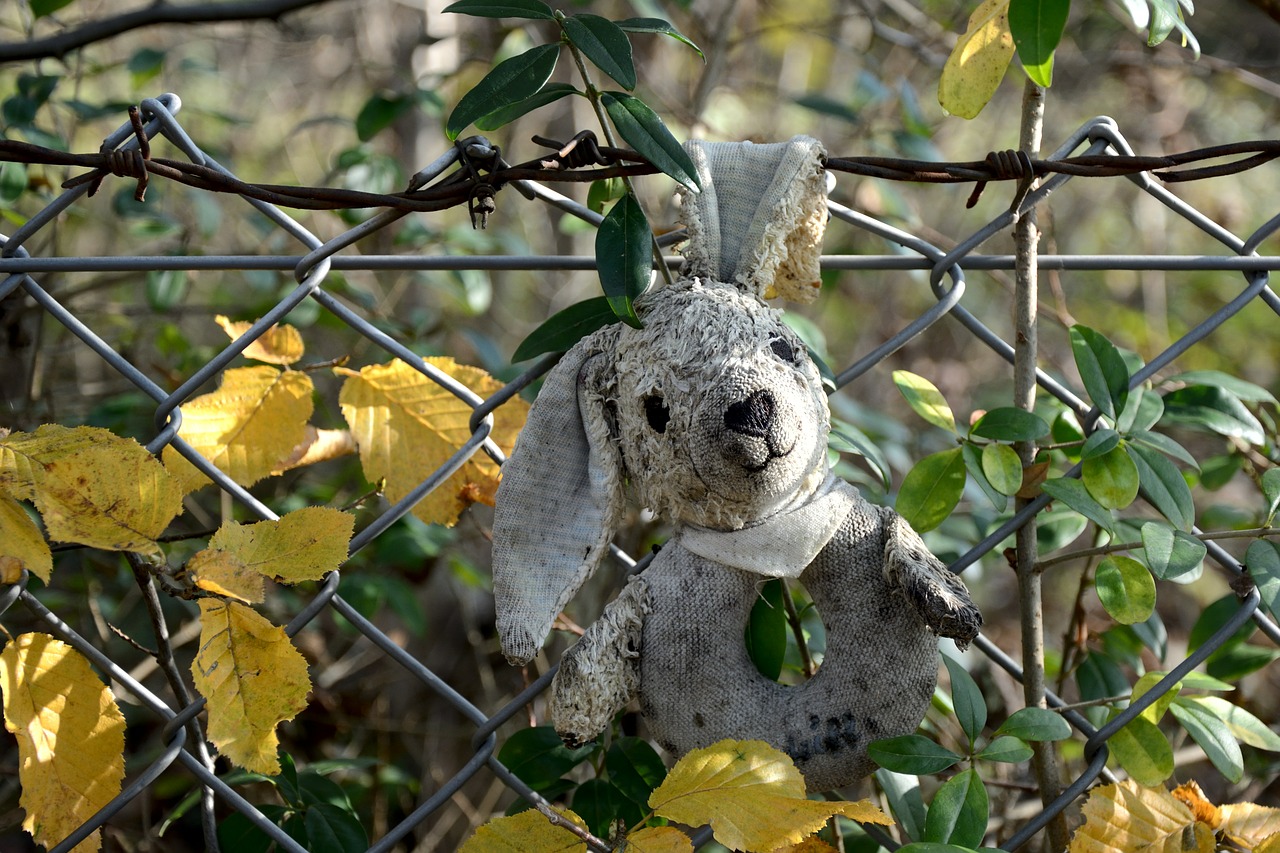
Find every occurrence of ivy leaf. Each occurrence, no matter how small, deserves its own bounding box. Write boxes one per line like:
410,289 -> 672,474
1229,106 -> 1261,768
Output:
1070,325 -> 1130,421
476,83 -> 580,131
162,365 -> 314,493
867,734 -> 963,774
1008,0 -> 1070,87
969,406 -> 1049,441
614,17 -> 705,60
441,0 -> 555,20
446,44 -> 560,140
0,633 -> 126,853
896,447 -> 966,533
512,297 -> 619,362
1082,445 -> 1140,510
192,601 -> 311,775
562,14 -> 636,90
596,192 -> 651,327
336,358 -> 528,528
938,0 -> 1017,119
1127,442 -> 1195,530
1140,522 -> 1204,581
1,424 -> 183,556
893,370 -> 957,433
1095,555 -> 1156,625
923,768 -> 988,848
647,740 -> 891,852
600,92 -> 701,191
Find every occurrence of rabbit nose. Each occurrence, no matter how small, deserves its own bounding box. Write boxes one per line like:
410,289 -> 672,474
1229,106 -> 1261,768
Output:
724,390 -> 775,437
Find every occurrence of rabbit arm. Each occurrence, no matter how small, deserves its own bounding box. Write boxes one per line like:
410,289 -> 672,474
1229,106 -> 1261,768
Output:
881,510 -> 983,649
551,576 -> 650,747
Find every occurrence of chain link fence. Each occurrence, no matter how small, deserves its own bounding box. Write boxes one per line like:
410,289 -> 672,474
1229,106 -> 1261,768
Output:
2,93 -> 1279,852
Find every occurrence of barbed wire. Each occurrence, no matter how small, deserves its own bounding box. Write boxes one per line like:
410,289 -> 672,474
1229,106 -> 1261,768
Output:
3,105 -> 1280,217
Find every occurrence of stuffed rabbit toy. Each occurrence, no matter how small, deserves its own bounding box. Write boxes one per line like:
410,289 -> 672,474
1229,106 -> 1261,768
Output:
491,137 -> 981,791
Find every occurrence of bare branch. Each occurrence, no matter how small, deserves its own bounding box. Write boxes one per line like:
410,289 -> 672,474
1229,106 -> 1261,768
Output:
0,0 -> 340,63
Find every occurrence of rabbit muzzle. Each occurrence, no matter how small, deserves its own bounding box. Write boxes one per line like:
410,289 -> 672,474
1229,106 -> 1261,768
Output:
721,389 -> 797,472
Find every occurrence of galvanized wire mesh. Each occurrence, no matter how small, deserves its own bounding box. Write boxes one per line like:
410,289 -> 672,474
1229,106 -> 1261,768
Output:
2,93 -> 1279,852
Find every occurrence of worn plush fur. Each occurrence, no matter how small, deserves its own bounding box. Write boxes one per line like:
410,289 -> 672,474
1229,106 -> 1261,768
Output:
490,137 -> 982,791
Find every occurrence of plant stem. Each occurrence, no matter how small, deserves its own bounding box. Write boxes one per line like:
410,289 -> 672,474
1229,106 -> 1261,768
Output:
1012,77 -> 1069,853
780,581 -> 815,678
127,553 -> 221,853
1036,526 -> 1280,573
558,21 -> 675,287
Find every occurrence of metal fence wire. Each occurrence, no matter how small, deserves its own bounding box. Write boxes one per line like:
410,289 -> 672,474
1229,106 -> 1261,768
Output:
2,93 -> 1280,853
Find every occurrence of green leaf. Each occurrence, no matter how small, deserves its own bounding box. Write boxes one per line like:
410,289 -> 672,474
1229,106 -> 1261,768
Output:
1181,696 -> 1280,751
146,269 -> 189,312
217,808 -> 287,853
606,738 -> 667,805
978,443 -> 1020,500
893,371 -> 957,433
1129,671 -> 1181,724
1147,0 -> 1200,57
995,707 -> 1071,741
127,48 -> 166,87
969,407 -> 1049,441
1264,468 -> 1280,525
1070,325 -> 1129,420
595,193 -> 651,327
1127,443 -> 1194,530
830,423 -> 892,492
1116,387 -> 1164,434
356,93 -> 411,141
446,43 -> 560,140
1248,539 -> 1280,623
923,769 -> 988,848
1169,701 -> 1243,783
867,735 -> 963,775
1198,454 -> 1241,490
0,162 -> 26,204
303,802 -> 369,853
512,297 -> 618,362
1208,644 -> 1280,681
1080,429 -> 1120,461
441,0 -> 554,19
572,778 -> 621,839
1161,385 -> 1265,446
1095,555 -> 1156,625
497,726 -> 595,789
586,176 -> 626,214
898,845 -> 982,853
562,14 -> 636,90
745,579 -> 787,681
477,82 -> 580,131
1040,477 -> 1114,532
600,92 -> 701,191
1189,594 -> 1255,655
1128,430 -> 1199,470
1008,0 -> 1070,87
942,655 -> 987,746
1165,370 -> 1277,404
896,447 -> 966,533
614,17 -> 705,59
1082,445 -> 1140,510
1108,712 -> 1174,786
976,735 -> 1034,764
30,0 -> 77,16
876,770 -> 926,842
1140,522 -> 1204,581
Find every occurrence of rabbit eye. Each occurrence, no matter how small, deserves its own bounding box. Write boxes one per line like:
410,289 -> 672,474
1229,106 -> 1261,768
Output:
770,337 -> 799,363
644,395 -> 670,434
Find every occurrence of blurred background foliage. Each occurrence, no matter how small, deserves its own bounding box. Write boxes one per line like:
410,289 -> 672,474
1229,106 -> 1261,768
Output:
2,0 -> 1280,850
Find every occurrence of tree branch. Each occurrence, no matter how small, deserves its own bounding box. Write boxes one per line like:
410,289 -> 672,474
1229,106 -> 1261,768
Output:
0,0 -> 340,63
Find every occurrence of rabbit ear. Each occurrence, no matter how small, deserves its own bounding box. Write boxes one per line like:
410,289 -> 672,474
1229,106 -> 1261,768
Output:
492,332 -> 624,666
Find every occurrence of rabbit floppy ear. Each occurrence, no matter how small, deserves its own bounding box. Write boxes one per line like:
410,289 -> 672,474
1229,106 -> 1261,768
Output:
492,330 -> 624,666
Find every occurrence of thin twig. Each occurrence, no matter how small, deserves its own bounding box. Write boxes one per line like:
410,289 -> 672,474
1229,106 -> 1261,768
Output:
779,581 -> 815,678
1036,527 -> 1280,573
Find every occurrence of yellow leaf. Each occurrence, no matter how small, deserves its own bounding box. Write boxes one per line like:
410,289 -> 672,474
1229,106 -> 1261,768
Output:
271,426 -> 357,474
192,600 -> 311,775
0,633 -> 126,853
774,838 -> 839,853
1220,801 -> 1280,849
163,365 -> 313,492
1258,832 -> 1280,853
0,494 -> 52,583
460,808 -> 587,852
938,0 -> 1016,120
207,507 -> 353,585
337,358 -> 528,527
0,425 -> 182,556
1067,779 -> 1211,853
622,825 -> 694,852
1170,780 -> 1221,828
189,549 -> 262,604
215,315 -> 305,365
647,740 -> 886,853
